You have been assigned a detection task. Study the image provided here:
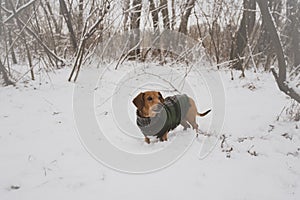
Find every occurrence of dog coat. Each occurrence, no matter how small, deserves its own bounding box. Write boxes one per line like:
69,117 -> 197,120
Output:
136,94 -> 191,138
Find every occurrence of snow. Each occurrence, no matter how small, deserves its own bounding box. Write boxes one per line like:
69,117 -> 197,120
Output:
0,63 -> 300,200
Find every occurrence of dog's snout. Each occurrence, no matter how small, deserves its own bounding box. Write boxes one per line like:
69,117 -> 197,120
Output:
153,103 -> 163,111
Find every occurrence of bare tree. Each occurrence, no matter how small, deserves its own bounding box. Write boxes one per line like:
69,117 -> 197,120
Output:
256,0 -> 283,71
128,0 -> 142,59
4,0 -> 17,64
230,0 -> 256,73
68,1 -> 110,82
7,0 -> 34,80
59,0 -> 78,50
2,0 -> 64,71
285,0 -> 300,68
160,0 -> 170,29
171,0 -> 176,30
0,0 -> 296,87
0,59 -> 14,86
44,0 -> 60,34
149,0 -> 159,30
257,0 -> 300,103
123,0 -> 130,31
78,0 -> 84,35
179,0 -> 196,35
0,0 -> 2,35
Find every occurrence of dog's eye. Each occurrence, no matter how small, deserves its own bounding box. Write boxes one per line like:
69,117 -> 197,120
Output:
147,96 -> 153,101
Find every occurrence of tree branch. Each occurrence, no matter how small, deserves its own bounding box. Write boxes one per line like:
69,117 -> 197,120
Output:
3,0 -> 37,23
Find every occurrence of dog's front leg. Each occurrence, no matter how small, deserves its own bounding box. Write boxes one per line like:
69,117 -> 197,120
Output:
144,137 -> 150,144
160,132 -> 168,142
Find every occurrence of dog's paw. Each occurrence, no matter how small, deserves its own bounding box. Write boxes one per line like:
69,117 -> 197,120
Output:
144,137 -> 150,144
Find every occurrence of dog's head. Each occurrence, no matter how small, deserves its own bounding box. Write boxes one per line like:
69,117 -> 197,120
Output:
133,91 -> 164,117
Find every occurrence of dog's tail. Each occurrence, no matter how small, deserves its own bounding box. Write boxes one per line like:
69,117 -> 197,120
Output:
197,109 -> 211,117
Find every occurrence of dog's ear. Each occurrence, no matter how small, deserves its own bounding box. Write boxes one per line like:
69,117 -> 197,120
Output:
158,92 -> 164,103
133,92 -> 145,110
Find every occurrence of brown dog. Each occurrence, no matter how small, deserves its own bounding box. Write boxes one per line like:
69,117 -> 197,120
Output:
133,91 -> 211,144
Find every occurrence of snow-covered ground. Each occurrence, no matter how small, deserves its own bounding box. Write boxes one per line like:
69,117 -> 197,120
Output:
0,63 -> 299,200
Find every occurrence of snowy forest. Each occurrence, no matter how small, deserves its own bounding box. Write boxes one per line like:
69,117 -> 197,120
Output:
0,0 -> 300,199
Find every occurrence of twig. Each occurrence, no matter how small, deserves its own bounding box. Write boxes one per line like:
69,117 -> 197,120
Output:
3,0 -> 37,23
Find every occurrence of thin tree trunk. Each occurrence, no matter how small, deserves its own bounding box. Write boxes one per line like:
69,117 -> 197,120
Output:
0,59 -> 14,86
145,0 -> 160,61
160,0 -> 170,30
25,40 -> 34,80
129,0 -> 142,59
171,0 -> 176,30
256,0 -> 285,82
45,0 -> 60,34
69,5 -> 109,81
40,1 -> 58,57
0,0 -> 2,35
287,0 -> 300,67
256,0 -> 282,71
33,2 -> 40,34
5,0 -> 17,64
59,0 -> 77,50
230,0 -> 256,71
3,25 -> 11,74
78,0 -> 83,35
178,0 -> 196,35
123,0 -> 130,31
8,29 -> 17,64
149,0 -> 159,30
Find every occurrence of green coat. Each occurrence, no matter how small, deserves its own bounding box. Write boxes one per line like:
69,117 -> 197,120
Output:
136,94 -> 191,138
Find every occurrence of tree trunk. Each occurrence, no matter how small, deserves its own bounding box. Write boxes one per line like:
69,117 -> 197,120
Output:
45,0 -> 60,34
257,0 -> 300,103
78,0 -> 84,35
129,0 -> 142,59
5,0 -> 17,64
130,0 -> 142,30
230,0 -> 256,71
178,0 -> 196,35
8,29 -> 17,64
68,4 -> 109,81
286,0 -> 300,67
0,0 -> 2,35
0,59 -> 14,86
171,0 -> 176,30
149,0 -> 159,30
145,0 -> 161,61
160,0 -> 170,30
40,1 -> 58,56
59,0 -> 77,50
256,0 -> 282,71
123,0 -> 130,31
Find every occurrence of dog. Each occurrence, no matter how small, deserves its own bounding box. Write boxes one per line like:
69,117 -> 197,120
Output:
133,91 -> 211,144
